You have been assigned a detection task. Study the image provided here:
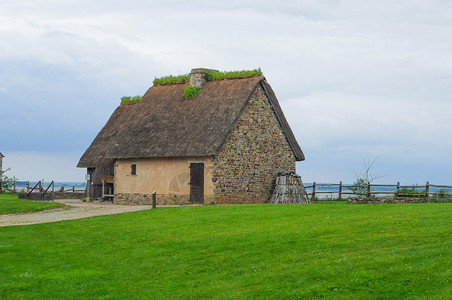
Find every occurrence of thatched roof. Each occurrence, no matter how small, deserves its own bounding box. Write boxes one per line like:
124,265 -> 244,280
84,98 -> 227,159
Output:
77,104 -> 137,168
78,75 -> 304,168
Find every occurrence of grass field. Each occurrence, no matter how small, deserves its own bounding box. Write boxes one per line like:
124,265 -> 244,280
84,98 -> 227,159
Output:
0,193 -> 63,214
0,202 -> 451,299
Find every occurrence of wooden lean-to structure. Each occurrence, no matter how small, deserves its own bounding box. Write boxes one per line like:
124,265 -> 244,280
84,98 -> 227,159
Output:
270,171 -> 310,204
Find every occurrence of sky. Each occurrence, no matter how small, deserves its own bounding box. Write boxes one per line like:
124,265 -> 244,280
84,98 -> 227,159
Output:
1,0 -> 452,184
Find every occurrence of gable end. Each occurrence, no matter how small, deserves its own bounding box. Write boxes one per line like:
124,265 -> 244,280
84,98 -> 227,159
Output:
260,80 -> 305,161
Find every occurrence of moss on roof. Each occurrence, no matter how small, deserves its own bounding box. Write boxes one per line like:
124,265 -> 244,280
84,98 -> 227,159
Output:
205,68 -> 263,81
153,68 -> 263,86
121,96 -> 142,104
153,74 -> 190,85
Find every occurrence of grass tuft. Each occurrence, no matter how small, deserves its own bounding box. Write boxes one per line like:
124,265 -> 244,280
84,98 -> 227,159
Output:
153,74 -> 190,85
205,68 -> 263,81
183,85 -> 200,98
121,95 -> 142,104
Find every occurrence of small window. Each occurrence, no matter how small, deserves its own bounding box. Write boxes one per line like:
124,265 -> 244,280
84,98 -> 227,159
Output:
131,163 -> 137,175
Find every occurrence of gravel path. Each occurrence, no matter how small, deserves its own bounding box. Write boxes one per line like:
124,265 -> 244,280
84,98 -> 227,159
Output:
0,199 -> 153,227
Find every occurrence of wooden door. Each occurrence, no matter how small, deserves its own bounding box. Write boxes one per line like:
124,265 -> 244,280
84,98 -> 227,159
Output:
189,163 -> 204,204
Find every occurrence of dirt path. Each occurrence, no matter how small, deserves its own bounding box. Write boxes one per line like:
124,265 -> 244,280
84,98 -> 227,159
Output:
0,199 -> 153,227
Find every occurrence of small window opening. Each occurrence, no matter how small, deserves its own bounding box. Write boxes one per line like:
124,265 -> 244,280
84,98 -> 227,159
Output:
131,163 -> 137,175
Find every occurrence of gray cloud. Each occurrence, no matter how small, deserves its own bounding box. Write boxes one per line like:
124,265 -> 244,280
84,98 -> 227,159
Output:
1,0 -> 452,182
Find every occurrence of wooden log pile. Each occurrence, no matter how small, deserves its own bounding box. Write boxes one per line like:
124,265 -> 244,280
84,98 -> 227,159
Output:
270,171 -> 310,204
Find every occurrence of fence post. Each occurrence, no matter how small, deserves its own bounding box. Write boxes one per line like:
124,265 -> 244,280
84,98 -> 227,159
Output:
339,181 -> 342,200
396,182 -> 400,197
367,182 -> 371,198
14,180 -> 16,193
73,186 -> 75,192
426,181 -> 429,200
311,182 -> 316,201
27,181 -> 30,193
152,191 -> 156,209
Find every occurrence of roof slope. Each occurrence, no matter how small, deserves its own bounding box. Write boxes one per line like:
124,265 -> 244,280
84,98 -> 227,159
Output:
107,76 -> 264,159
78,75 -> 304,167
77,104 -> 138,168
261,81 -> 305,161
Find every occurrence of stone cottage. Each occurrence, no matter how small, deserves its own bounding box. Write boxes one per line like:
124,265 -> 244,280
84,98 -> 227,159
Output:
78,68 -> 304,205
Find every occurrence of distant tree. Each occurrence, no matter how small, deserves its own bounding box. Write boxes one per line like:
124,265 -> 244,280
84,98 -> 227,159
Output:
350,158 -> 383,196
0,168 -> 16,192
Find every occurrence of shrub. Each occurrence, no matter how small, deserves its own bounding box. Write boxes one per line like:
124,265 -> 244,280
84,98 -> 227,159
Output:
153,74 -> 190,85
397,186 -> 426,197
435,189 -> 449,199
121,95 -> 142,104
205,68 -> 262,81
183,85 -> 200,99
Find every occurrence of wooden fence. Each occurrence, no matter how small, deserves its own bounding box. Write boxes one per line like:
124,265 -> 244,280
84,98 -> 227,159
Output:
305,181 -> 452,200
6,180 -> 85,194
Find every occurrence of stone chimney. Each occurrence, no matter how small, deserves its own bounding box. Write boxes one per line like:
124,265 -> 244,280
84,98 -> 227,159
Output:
189,68 -> 217,89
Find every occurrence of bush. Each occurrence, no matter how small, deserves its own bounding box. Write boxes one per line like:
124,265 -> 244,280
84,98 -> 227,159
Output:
205,68 -> 262,81
183,85 -> 200,98
397,186 -> 426,197
153,74 -> 190,85
1,169 -> 16,193
121,95 -> 142,104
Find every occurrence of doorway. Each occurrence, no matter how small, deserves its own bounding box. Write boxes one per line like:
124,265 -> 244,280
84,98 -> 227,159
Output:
189,163 -> 204,204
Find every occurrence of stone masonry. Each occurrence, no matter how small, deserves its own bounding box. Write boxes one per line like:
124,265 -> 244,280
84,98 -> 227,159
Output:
210,85 -> 296,204
115,192 -> 190,206
189,68 -> 212,89
112,83 -> 296,206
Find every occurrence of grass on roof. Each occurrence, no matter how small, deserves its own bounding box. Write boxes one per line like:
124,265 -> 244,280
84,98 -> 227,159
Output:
153,74 -> 190,85
121,96 -> 142,104
183,85 -> 200,99
152,68 -> 263,86
1,202 -> 451,298
205,68 -> 262,81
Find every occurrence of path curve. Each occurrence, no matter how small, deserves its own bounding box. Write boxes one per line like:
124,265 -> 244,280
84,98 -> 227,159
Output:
0,199 -> 153,227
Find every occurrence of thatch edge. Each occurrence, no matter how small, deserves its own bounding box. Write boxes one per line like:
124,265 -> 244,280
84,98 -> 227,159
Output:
261,80 -> 305,161
212,78 -> 265,157
213,77 -> 304,161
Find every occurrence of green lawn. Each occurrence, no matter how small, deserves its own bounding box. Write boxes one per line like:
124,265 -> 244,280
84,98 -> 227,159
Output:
0,193 -> 63,214
0,202 -> 451,299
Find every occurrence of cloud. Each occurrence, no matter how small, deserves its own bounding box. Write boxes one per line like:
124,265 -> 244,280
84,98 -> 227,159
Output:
1,1 -> 452,182
2,152 -> 85,182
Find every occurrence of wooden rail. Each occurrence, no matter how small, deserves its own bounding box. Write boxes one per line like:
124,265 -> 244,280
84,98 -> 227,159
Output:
8,180 -> 85,194
305,181 -> 452,200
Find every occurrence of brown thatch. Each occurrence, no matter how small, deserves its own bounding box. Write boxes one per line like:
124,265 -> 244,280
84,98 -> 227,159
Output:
77,103 -> 138,168
261,81 -> 304,161
79,75 -> 304,167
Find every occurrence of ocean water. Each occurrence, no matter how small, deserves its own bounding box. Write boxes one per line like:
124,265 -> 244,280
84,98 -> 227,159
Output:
15,181 -> 85,187
13,181 -> 86,192
10,181 -> 451,197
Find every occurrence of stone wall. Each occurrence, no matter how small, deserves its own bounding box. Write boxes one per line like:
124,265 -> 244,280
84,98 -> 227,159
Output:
18,192 -> 85,200
347,196 -> 451,204
210,85 -> 296,204
115,192 -> 191,205
54,192 -> 86,200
